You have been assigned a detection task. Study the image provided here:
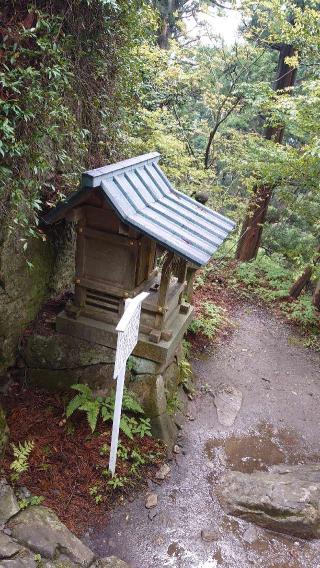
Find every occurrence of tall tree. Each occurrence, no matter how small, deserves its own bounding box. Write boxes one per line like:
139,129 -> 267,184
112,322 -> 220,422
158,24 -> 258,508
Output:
236,43 -> 297,260
153,0 -> 198,48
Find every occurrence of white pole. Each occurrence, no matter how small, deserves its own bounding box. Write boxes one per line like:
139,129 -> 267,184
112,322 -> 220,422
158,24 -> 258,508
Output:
109,363 -> 126,476
108,291 -> 149,476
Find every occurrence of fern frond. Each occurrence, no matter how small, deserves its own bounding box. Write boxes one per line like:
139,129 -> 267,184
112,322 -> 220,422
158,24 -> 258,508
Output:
70,383 -> 92,397
122,390 -> 144,415
66,394 -> 83,418
10,440 -> 34,475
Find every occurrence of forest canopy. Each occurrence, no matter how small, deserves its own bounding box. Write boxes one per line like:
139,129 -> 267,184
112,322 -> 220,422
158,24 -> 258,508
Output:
0,0 -> 319,306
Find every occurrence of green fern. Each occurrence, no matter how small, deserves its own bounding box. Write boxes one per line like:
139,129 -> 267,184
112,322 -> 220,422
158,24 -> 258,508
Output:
66,384 -> 151,438
122,390 -> 144,414
10,440 -> 35,478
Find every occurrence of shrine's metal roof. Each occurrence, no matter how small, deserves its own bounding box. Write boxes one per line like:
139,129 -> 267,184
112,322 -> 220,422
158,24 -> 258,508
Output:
43,152 -> 235,267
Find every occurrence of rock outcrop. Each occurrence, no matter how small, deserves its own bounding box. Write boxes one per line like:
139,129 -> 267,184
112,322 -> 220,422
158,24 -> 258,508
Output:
0,407 -> 9,457
0,479 -> 130,568
219,463 -> 320,539
0,218 -> 75,378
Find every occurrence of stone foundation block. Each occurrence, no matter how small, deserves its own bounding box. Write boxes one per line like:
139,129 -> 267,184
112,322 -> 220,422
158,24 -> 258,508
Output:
128,374 -> 167,418
150,414 -> 177,448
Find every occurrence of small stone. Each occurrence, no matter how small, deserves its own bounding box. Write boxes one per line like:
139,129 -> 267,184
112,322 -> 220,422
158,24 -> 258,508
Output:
213,383 -> 242,427
145,493 -> 158,509
3,527 -> 12,536
201,529 -> 219,542
187,414 -> 195,421
148,509 -> 157,520
94,558 -> 130,568
17,486 -> 31,499
173,445 -> 181,454
243,525 -> 258,544
155,464 -> 171,480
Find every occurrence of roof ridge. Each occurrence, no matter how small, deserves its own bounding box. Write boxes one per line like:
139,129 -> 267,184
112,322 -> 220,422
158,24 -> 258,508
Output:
82,152 -> 160,188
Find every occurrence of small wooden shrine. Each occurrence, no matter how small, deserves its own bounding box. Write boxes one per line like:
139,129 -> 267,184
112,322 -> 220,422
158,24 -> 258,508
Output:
43,152 -> 234,362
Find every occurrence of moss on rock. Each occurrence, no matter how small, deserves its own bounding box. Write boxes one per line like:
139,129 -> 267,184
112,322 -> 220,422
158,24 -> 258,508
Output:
0,406 -> 9,458
0,225 -> 55,374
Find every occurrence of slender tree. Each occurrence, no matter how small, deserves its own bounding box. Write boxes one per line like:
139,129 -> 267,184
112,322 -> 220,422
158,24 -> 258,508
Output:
235,43 -> 297,261
152,0 -> 199,48
313,280 -> 320,310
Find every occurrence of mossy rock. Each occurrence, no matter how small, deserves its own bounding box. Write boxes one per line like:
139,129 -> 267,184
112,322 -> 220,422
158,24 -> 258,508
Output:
22,333 -> 115,370
28,364 -> 114,393
0,225 -> 55,374
0,405 -> 9,457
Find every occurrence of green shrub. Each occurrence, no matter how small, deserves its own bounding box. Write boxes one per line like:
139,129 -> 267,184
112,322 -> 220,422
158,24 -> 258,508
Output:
189,301 -> 227,338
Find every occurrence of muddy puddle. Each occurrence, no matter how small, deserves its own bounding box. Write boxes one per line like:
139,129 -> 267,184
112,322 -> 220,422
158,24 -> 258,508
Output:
204,423 -> 311,475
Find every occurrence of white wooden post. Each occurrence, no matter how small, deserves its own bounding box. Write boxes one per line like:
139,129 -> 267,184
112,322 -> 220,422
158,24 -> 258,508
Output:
109,291 -> 149,475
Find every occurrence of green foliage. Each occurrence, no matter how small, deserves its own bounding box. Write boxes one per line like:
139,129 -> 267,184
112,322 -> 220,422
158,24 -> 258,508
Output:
1,9 -> 88,242
107,474 -> 128,489
66,383 -> 101,432
126,356 -> 137,376
236,253 -> 292,300
89,484 -> 104,504
178,358 -> 194,395
189,302 -> 227,339
10,440 -> 35,480
194,265 -> 214,290
100,442 -> 148,479
234,252 -> 319,332
34,554 -> 42,566
282,295 -> 319,330
18,495 -> 44,510
178,359 -> 192,384
166,392 -> 183,415
66,384 -> 151,439
182,339 -> 191,360
1,1 -> 156,244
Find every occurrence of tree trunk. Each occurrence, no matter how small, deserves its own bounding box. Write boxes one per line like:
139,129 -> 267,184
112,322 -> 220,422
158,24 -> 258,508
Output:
236,45 -> 297,262
154,0 -> 179,49
312,280 -> 320,310
236,186 -> 272,261
289,266 -> 313,299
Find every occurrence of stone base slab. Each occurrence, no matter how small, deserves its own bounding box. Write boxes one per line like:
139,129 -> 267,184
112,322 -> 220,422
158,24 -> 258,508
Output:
56,306 -> 194,365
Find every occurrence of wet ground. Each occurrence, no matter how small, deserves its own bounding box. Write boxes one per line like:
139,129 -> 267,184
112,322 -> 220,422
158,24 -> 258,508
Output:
85,304 -> 320,567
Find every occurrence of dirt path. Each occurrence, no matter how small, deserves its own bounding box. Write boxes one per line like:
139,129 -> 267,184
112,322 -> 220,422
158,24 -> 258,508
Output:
85,304 -> 320,567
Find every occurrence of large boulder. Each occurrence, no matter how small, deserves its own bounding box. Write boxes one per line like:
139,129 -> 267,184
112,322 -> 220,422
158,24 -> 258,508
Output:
7,506 -> 95,565
219,463 -> 320,539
